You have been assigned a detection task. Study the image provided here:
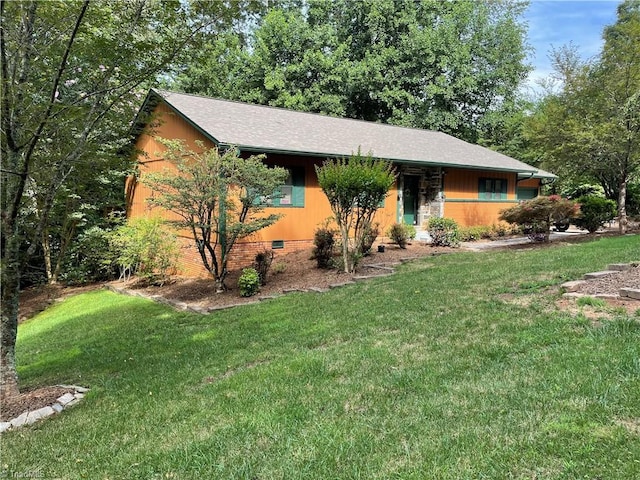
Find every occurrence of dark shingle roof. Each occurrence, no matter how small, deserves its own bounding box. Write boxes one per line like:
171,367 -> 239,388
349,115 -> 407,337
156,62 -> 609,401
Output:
146,89 -> 551,176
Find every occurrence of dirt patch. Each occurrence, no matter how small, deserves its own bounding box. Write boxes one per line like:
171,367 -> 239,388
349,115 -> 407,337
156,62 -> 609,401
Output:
18,283 -> 100,324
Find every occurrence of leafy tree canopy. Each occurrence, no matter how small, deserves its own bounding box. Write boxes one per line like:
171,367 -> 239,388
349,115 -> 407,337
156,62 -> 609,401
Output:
171,0 -> 531,144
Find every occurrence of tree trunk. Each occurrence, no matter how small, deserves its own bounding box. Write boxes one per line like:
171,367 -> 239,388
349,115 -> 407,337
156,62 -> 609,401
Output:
42,227 -> 56,284
340,224 -> 351,273
1,232 -> 21,401
618,178 -> 628,234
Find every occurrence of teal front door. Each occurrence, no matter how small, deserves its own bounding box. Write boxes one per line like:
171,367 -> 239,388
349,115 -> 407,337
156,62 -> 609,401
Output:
402,176 -> 419,225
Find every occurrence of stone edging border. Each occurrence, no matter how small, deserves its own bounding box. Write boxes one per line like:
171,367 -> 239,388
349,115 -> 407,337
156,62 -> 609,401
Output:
561,262 -> 640,300
102,258 -> 427,315
0,385 -> 89,433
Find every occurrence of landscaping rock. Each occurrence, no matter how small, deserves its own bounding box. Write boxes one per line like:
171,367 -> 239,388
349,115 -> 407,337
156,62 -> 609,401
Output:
258,295 -> 280,301
56,392 -> 76,406
329,281 -> 355,289
51,403 -> 64,413
309,287 -> 329,293
562,292 -> 586,298
0,422 -> 10,433
620,288 -> 640,300
608,263 -> 632,271
10,412 -> 28,428
26,406 -> 55,424
560,280 -> 588,292
583,270 -> 618,280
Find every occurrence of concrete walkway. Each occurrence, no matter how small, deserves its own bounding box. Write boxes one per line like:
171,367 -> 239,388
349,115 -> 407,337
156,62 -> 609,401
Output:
461,229 -> 586,251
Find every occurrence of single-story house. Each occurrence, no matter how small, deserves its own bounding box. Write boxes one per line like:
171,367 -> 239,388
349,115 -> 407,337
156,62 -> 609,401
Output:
128,88 -> 555,276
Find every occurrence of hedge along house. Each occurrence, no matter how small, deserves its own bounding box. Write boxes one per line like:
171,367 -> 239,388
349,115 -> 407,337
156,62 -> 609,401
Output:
128,89 -> 555,276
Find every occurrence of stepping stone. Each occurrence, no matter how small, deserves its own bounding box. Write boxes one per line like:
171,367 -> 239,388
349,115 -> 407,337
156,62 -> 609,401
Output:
620,288 -> 640,300
561,280 -> 588,292
583,270 -> 618,280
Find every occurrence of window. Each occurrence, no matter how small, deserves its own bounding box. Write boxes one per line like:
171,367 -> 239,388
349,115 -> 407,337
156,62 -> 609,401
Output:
517,187 -> 538,200
479,178 -> 507,200
272,167 -> 305,207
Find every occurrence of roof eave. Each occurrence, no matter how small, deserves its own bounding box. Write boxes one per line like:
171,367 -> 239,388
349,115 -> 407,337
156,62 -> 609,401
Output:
236,145 -> 537,174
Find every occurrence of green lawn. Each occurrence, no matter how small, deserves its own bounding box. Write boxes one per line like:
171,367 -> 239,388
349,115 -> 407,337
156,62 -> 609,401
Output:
4,235 -> 640,479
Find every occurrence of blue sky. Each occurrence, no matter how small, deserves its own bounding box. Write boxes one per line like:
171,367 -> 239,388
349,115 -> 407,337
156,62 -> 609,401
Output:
523,0 -> 620,94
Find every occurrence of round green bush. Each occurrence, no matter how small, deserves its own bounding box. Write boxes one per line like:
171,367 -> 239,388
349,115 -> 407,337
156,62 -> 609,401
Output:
238,268 -> 260,297
574,196 -> 616,233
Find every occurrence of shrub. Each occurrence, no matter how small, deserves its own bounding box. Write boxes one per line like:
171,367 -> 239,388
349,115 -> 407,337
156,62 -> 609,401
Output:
574,195 -> 617,233
312,225 -> 336,269
458,225 -> 491,242
387,223 -> 413,249
499,195 -> 579,242
253,249 -> 274,285
238,268 -> 260,297
271,261 -> 286,275
61,225 -> 120,284
110,216 -> 178,284
358,221 -> 380,256
427,217 -> 460,247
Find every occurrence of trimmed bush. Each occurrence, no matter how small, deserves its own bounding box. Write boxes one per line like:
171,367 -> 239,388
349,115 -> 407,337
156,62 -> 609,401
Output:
574,195 -> 616,233
238,268 -> 260,297
358,221 -> 380,256
387,223 -> 413,249
427,217 -> 460,247
253,249 -> 274,285
312,225 -> 336,269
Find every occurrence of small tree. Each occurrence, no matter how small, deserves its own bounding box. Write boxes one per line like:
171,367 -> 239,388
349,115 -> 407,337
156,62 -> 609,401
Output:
574,195 -> 617,233
499,195 -> 580,242
142,140 -> 288,292
110,216 -> 178,285
316,152 -> 396,273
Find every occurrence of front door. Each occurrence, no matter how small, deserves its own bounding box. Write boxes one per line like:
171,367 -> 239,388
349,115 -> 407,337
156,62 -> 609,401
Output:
402,175 -> 419,225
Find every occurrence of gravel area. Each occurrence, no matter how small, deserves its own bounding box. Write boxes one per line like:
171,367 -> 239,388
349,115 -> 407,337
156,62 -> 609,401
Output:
575,265 -> 640,296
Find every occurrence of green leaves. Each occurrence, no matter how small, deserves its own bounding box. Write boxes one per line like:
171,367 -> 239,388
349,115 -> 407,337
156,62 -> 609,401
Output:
142,139 -> 287,291
316,151 -> 395,273
174,0 -> 530,143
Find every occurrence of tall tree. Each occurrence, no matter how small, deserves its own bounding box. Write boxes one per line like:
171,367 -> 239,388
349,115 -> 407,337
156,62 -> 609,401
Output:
173,0 -> 531,143
525,1 -> 640,231
0,0 -> 251,400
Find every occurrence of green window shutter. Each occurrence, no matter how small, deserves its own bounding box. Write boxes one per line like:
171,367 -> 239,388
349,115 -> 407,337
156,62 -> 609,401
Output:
291,167 -> 305,207
271,167 -> 305,207
499,179 -> 508,199
479,179 -> 487,199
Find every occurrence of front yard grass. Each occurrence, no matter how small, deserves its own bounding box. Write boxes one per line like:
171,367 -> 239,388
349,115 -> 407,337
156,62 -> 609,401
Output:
4,235 -> 640,479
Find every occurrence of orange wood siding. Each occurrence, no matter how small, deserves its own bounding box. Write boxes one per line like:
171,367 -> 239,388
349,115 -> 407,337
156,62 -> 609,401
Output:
128,102 -> 399,276
443,169 -> 519,227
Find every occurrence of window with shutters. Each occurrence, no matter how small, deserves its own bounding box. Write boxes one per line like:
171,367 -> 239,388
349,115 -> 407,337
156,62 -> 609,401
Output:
272,167 -> 305,207
479,178 -> 508,200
